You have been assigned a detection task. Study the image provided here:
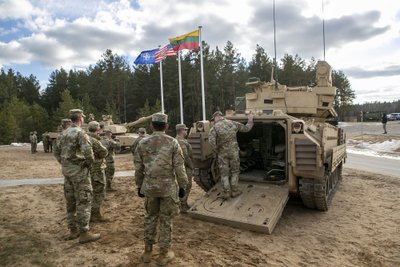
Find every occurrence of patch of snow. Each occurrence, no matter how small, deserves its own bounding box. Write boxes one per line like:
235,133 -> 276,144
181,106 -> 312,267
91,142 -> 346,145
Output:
10,143 -> 30,147
347,139 -> 400,160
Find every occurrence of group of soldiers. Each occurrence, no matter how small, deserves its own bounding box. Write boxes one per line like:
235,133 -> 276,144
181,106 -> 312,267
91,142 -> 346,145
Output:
50,107 -> 253,266
53,109 -> 119,244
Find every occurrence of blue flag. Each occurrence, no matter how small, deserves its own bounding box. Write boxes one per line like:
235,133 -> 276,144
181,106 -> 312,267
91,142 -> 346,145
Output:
134,48 -> 158,65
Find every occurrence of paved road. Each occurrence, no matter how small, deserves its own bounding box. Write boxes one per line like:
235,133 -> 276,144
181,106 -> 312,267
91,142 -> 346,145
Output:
345,152 -> 399,178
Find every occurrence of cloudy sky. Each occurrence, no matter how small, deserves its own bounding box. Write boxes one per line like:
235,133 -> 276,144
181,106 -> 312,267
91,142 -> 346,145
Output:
0,0 -> 399,104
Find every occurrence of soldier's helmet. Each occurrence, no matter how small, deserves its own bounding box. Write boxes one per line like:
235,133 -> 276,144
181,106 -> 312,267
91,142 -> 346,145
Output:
138,127 -> 146,134
88,121 -> 100,131
152,113 -> 168,123
210,111 -> 223,121
176,124 -> 188,131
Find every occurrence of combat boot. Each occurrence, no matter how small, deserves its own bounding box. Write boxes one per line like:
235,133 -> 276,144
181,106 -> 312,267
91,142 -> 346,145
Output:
231,189 -> 242,198
180,202 -> 190,213
79,231 -> 101,244
107,183 -> 117,192
65,228 -> 79,240
156,247 -> 175,266
141,244 -> 153,263
222,191 -> 230,200
90,208 -> 109,223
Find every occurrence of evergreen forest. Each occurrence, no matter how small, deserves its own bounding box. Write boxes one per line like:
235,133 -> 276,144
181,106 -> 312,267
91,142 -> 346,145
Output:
0,41 -> 382,145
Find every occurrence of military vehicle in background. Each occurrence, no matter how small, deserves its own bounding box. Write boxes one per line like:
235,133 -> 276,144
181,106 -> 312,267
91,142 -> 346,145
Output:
187,61 -> 346,234
101,115 -> 152,152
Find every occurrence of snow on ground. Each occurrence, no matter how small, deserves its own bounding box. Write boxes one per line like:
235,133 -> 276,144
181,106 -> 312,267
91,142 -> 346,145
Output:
347,139 -> 400,160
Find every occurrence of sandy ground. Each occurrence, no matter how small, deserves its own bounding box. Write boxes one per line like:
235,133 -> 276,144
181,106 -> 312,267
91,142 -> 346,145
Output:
1,130 -> 400,266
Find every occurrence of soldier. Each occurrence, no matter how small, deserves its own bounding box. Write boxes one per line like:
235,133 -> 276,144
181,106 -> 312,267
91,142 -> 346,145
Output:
42,132 -> 49,153
53,109 -> 101,244
53,119 -> 72,153
134,113 -> 188,265
88,113 -> 95,122
47,134 -> 53,153
87,121 -> 108,222
101,130 -> 120,192
131,127 -> 147,155
175,124 -> 193,212
30,131 -> 37,153
209,111 -> 254,200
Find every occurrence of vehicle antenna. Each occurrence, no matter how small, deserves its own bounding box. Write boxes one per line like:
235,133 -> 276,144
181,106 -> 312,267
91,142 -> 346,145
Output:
273,0 -> 278,90
322,0 -> 326,61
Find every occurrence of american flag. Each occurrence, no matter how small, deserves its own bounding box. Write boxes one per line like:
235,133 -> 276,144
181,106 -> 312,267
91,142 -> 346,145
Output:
154,44 -> 176,63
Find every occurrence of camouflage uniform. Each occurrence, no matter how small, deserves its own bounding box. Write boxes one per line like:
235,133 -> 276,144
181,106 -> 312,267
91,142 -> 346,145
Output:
53,122 -> 94,233
209,112 -> 253,196
42,133 -> 48,152
176,124 -> 193,212
87,130 -> 108,213
131,128 -> 147,155
134,114 -> 188,251
101,134 -> 119,190
30,132 -> 37,153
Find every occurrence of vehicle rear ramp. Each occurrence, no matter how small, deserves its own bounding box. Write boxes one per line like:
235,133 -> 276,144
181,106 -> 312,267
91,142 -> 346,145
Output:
187,182 -> 289,234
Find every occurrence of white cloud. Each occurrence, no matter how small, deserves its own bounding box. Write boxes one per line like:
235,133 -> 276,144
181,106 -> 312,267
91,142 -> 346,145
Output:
0,0 -> 399,104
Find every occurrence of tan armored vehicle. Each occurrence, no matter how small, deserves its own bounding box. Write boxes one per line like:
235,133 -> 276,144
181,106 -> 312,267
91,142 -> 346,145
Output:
187,61 -> 346,234
101,115 -> 152,152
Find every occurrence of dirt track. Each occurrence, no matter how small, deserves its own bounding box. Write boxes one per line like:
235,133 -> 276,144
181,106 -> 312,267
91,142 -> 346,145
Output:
0,140 -> 399,266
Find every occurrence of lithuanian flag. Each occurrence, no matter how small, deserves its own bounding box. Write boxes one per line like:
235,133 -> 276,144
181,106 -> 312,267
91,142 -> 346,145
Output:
169,30 -> 199,51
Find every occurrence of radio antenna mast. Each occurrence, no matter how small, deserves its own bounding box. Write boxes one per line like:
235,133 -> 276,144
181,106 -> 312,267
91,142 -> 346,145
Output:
322,0 -> 326,60
273,0 -> 278,88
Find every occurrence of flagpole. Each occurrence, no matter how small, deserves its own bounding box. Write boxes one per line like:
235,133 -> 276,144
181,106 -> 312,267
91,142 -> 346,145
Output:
178,50 -> 184,123
199,26 -> 206,121
159,45 -> 165,114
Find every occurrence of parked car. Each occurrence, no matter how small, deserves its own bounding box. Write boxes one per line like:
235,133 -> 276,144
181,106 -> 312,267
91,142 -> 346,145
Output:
388,113 -> 400,121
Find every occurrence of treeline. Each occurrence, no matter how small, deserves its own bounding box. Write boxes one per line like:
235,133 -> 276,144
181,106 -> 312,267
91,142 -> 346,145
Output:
0,41 -> 355,145
339,100 -> 400,120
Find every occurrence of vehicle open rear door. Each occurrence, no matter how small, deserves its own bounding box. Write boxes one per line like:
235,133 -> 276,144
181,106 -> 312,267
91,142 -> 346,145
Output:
187,182 -> 289,234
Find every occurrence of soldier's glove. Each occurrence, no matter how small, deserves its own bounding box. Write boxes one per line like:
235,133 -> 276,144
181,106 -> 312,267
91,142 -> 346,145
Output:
137,188 -> 145,198
179,188 -> 186,198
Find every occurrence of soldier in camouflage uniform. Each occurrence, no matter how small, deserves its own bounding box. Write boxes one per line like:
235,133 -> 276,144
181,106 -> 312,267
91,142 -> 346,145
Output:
131,127 -> 147,155
134,113 -> 188,266
53,119 -> 72,152
175,123 -> 193,212
30,131 -> 37,153
87,121 -> 108,222
209,111 -> 254,199
101,130 -> 120,192
42,132 -> 49,153
53,109 -> 101,244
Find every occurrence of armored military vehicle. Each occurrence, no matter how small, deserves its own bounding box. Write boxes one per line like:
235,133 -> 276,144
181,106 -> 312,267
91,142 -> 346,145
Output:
187,61 -> 346,234
101,115 -> 152,152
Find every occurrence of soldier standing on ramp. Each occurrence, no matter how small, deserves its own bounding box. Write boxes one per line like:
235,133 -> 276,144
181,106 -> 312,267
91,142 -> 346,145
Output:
134,113 -> 188,266
209,111 -> 254,200
175,123 -> 193,212
87,121 -> 109,222
54,109 -> 100,244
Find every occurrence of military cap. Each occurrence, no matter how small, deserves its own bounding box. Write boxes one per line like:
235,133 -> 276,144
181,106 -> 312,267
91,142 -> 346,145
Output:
211,111 -> 224,121
138,127 -> 146,133
152,113 -> 168,123
176,124 -> 188,130
88,121 -> 100,131
61,118 -> 71,124
69,109 -> 86,117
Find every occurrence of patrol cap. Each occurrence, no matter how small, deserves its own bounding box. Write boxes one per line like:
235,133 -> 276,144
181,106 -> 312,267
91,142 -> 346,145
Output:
69,109 -> 86,117
176,124 -> 188,131
211,111 -> 223,121
138,127 -> 146,133
88,121 -> 100,131
152,113 -> 168,123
